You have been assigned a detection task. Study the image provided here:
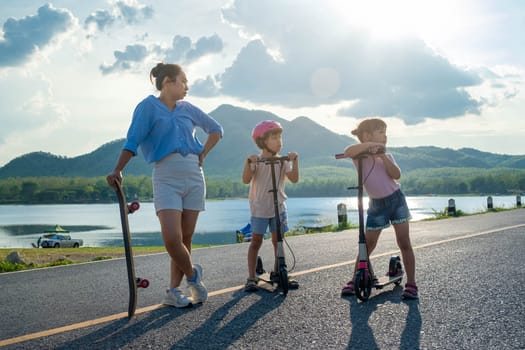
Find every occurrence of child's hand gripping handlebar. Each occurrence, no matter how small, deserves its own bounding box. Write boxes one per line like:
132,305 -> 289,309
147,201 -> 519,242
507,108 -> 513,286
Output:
334,146 -> 385,159
248,155 -> 291,163
257,155 -> 290,163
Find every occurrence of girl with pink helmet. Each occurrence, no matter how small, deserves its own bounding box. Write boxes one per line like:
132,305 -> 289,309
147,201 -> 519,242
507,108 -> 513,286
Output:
241,120 -> 300,291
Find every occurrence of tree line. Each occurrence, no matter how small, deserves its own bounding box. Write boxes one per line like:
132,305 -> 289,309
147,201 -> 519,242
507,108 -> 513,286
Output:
0,170 -> 524,204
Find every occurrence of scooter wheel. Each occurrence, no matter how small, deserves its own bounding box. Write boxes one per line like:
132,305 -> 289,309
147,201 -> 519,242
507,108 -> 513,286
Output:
279,266 -> 289,295
256,256 -> 265,275
388,256 -> 402,277
355,270 -> 373,301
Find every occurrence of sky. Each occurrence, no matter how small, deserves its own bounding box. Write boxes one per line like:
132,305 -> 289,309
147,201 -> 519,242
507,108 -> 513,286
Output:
0,0 -> 524,167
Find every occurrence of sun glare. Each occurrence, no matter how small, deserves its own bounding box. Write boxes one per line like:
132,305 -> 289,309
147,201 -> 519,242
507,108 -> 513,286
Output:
327,0 -> 470,42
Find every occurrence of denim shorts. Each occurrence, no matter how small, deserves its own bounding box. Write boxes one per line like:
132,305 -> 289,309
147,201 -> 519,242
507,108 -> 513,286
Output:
152,153 -> 205,212
366,189 -> 411,231
251,211 -> 289,235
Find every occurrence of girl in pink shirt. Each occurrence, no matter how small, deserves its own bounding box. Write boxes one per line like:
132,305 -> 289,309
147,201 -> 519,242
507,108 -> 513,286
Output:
341,118 -> 418,299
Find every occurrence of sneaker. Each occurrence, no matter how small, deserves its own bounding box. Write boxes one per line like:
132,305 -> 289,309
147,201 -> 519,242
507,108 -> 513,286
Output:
341,280 -> 355,296
162,288 -> 192,308
244,278 -> 259,292
402,282 -> 419,299
187,264 -> 208,304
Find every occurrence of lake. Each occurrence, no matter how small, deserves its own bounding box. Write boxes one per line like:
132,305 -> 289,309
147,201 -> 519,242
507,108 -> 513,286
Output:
0,195 -> 521,248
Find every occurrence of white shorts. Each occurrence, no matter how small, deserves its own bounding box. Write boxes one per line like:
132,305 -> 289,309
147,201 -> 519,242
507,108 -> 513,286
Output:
152,153 -> 206,212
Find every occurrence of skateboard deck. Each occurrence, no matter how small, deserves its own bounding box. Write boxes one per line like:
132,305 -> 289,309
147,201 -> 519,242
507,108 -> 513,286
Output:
114,180 -> 147,319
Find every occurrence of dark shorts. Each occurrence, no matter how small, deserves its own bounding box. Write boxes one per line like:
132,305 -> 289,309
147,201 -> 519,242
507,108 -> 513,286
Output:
366,190 -> 411,231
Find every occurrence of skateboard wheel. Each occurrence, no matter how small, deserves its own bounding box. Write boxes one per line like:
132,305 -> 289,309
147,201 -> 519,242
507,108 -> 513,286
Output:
128,201 -> 140,213
137,278 -> 149,288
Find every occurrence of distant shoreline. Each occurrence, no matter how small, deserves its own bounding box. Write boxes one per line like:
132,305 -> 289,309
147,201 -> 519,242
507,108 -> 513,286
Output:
1,193 -> 522,206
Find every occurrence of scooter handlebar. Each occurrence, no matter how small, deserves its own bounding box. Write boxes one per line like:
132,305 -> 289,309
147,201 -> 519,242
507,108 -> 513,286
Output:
334,146 -> 385,160
253,155 -> 290,163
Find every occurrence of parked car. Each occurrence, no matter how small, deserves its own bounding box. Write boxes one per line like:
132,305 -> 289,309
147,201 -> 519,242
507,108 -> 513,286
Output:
39,234 -> 83,248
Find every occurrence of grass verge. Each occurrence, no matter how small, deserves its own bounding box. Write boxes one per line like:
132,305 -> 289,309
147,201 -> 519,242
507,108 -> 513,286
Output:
0,246 -> 167,273
2,206 -> 520,273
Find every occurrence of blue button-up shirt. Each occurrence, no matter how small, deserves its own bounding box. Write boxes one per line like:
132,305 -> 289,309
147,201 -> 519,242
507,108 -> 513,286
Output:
123,95 -> 223,163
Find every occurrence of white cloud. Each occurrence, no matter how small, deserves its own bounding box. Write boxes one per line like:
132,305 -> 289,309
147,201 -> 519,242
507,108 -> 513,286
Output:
196,1 -> 490,124
0,0 -> 523,166
0,69 -> 69,142
99,43 -> 149,74
84,0 -> 153,35
0,4 -> 77,66
98,33 -> 225,75
166,34 -> 224,64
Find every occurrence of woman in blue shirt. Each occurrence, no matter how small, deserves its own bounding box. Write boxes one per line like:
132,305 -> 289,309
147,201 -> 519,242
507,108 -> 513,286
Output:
107,63 -> 223,308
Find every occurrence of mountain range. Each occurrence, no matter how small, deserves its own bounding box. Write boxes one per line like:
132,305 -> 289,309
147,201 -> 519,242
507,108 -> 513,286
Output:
1,104 -> 524,179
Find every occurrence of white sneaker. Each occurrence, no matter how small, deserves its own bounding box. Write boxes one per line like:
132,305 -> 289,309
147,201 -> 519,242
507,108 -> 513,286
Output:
187,264 -> 208,304
162,288 -> 192,308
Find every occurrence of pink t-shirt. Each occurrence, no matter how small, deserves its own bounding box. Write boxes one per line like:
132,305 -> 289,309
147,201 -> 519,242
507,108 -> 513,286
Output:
248,159 -> 292,218
353,153 -> 400,199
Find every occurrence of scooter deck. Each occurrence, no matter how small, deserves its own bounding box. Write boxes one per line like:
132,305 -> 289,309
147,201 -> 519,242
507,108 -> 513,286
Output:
257,272 -> 300,293
374,274 -> 403,289
257,273 -> 278,292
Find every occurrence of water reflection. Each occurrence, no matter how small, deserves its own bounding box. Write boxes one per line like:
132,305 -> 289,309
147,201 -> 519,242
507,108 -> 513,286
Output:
0,195 -> 519,248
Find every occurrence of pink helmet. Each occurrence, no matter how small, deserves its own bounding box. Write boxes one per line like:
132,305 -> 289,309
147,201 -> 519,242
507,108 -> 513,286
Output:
252,120 -> 283,144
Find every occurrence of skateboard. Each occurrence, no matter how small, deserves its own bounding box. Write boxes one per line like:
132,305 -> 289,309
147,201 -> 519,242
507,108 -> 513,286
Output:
114,180 -> 149,318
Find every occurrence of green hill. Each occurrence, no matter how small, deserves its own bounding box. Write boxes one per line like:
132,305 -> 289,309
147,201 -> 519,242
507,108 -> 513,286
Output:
1,104 -> 524,179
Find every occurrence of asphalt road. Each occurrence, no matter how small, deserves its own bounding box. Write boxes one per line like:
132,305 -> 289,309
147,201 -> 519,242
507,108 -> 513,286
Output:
1,210 -> 524,349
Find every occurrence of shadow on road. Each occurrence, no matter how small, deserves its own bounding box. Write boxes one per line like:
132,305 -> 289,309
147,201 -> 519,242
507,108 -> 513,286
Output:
400,298 -> 421,350
53,306 -> 191,350
345,286 -> 421,349
171,289 -> 285,349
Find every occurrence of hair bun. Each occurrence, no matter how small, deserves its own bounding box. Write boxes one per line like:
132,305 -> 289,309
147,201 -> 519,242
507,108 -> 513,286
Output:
151,63 -> 164,78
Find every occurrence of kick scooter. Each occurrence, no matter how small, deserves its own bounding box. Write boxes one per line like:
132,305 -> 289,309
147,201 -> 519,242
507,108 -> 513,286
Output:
335,149 -> 403,301
253,156 -> 292,294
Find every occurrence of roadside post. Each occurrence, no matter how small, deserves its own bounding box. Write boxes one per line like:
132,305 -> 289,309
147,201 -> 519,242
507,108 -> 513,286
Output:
337,203 -> 347,227
447,198 -> 456,216
487,196 -> 493,210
